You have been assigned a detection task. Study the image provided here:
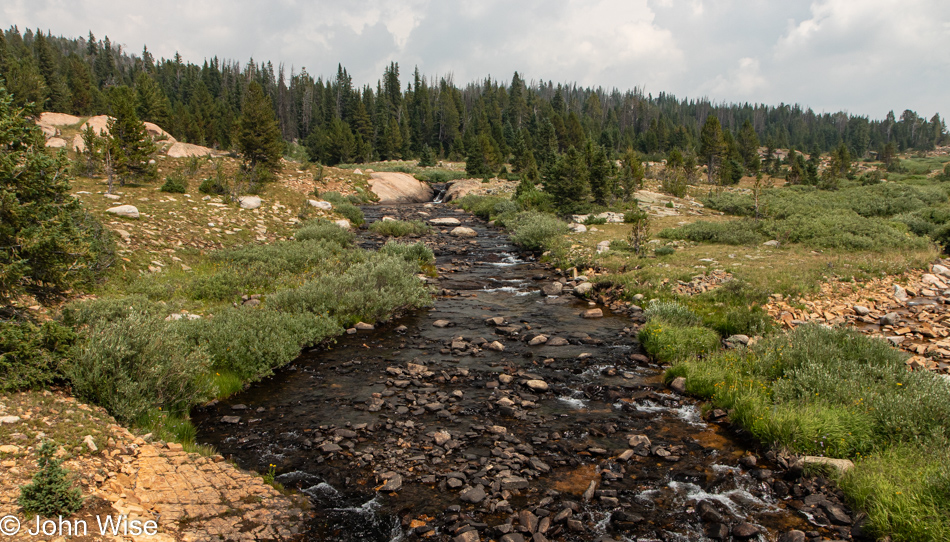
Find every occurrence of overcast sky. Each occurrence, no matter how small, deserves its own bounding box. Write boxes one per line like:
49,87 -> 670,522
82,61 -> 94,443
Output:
4,0 -> 948,119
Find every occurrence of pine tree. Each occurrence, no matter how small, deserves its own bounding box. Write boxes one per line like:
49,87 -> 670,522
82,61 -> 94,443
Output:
236,81 -> 283,171
106,86 -> 157,187
619,149 -> 645,201
18,441 -> 83,516
737,120 -> 760,175
543,146 -> 589,213
699,115 -> 724,184
0,87 -> 108,305
586,141 -> 614,205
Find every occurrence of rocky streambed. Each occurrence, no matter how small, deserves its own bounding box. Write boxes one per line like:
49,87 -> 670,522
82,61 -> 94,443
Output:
193,204 -> 855,542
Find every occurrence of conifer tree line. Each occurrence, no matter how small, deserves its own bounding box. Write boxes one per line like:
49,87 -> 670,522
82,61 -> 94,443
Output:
2,25 -> 947,170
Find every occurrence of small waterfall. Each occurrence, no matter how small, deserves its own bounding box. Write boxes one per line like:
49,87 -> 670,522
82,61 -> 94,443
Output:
431,183 -> 448,203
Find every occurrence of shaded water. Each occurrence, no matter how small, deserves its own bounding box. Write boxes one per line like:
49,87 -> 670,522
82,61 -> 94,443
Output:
193,203 -> 833,541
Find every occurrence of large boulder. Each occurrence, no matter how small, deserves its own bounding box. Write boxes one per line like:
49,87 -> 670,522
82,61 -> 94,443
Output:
106,205 -> 140,218
143,122 -> 176,143
238,196 -> 262,210
79,115 -> 111,136
37,112 -> 81,126
368,172 -> 434,203
166,142 -> 213,158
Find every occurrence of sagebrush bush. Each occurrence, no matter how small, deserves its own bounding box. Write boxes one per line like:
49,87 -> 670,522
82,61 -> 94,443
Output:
181,308 -> 338,381
61,295 -> 161,327
507,211 -> 569,252
187,272 -> 242,301
295,219 -> 356,246
658,220 -> 764,245
379,240 -> 435,266
267,253 -> 431,327
199,176 -> 228,195
368,219 -> 431,237
18,441 -> 83,516
67,311 -> 213,423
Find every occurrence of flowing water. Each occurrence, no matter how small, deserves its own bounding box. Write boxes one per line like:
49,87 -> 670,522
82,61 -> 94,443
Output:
193,203 -> 841,542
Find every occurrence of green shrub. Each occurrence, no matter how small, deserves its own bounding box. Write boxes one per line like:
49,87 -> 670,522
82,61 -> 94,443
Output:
639,320 -> 720,363
199,176 -> 228,195
0,320 -> 75,392
295,219 -> 356,246
182,308 -> 338,381
456,195 -> 510,220
654,246 -> 675,256
583,215 -> 608,225
18,440 -> 83,516
379,241 -> 435,266
267,253 -> 432,327
368,219 -> 431,237
643,299 -> 702,326
187,272 -> 242,301
61,295 -> 161,327
493,200 -> 520,216
658,220 -> 765,245
160,172 -> 188,193
320,191 -> 365,226
66,311 -> 213,423
507,211 -> 569,252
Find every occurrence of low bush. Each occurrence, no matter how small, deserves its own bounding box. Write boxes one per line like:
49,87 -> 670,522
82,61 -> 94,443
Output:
199,176 -> 228,195
181,308 -> 338,381
267,253 -> 432,327
654,246 -> 675,256
319,191 -> 365,226
379,241 -> 435,266
61,295 -> 161,327
658,220 -> 764,245
187,272 -> 242,302
0,320 -> 75,392
368,219 -> 431,237
160,172 -> 188,193
507,211 -> 569,252
583,215 -> 608,225
456,195 -> 510,220
295,219 -> 356,246
66,311 -> 213,423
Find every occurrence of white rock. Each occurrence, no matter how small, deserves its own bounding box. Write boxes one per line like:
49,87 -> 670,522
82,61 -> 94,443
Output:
802,456 -> 855,472
45,137 -> 67,148
574,282 -> 593,295
83,435 -> 98,452
106,205 -> 139,218
0,416 -> 21,424
334,219 -> 351,229
569,223 -> 588,233
430,217 -> 462,226
596,240 -> 611,254
524,379 -> 549,391
238,195 -> 262,209
104,193 -> 121,200
308,200 -> 332,210
450,226 -> 477,237
763,240 -> 781,247
894,284 -> 908,302
433,431 -> 452,446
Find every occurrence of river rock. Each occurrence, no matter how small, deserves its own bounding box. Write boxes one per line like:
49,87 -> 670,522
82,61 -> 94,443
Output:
354,322 -> 374,330
379,472 -> 403,492
519,510 -> 539,533
451,226 -> 477,237
220,416 -> 241,424
430,217 -> 462,226
460,485 -> 487,503
106,205 -> 139,218
524,380 -> 548,391
500,476 -> 529,490
433,431 -> 451,446
454,531 -> 480,542
546,336 -> 569,346
499,534 -> 524,542
853,305 -> 870,316
880,312 -> 900,326
433,319 -> 452,328
528,335 -> 548,346
582,308 -> 603,318
778,530 -> 806,542
670,376 -> 687,393
485,316 -> 505,326
894,284 -> 908,302
541,282 -> 563,296
574,282 -> 593,295
732,522 -> 760,538
933,264 -> 950,278
308,200 -> 332,210
486,341 -> 505,351
802,455 -> 854,472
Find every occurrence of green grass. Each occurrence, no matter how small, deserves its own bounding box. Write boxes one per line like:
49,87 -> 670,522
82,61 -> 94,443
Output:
639,318 -> 720,364
662,323 -> 950,541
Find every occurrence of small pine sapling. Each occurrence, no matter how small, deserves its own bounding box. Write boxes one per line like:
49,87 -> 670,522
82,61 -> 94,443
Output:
18,441 -> 83,516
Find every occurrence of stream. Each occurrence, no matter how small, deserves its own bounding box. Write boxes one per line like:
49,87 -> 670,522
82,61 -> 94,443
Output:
192,203 -> 849,542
